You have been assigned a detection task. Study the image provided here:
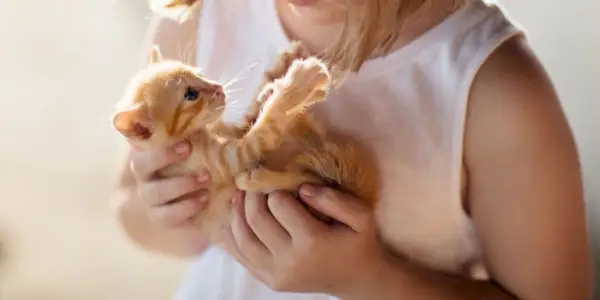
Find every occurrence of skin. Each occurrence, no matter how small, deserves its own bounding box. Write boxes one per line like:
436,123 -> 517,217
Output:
113,0 -> 594,298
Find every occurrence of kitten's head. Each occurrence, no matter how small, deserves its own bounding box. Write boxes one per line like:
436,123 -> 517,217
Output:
112,46 -> 225,147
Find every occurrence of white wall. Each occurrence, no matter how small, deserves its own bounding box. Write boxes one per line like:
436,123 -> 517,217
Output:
0,0 -> 597,299
0,1 -> 188,299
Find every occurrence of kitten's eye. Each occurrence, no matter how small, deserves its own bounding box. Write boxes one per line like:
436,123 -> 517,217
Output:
183,87 -> 199,101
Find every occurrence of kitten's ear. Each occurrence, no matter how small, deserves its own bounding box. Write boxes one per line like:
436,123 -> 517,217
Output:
149,45 -> 164,64
112,103 -> 153,140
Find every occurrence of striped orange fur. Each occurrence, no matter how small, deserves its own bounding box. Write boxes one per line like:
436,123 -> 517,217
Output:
112,43 -> 335,240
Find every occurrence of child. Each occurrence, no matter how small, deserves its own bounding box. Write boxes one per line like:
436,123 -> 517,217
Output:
112,0 -> 593,299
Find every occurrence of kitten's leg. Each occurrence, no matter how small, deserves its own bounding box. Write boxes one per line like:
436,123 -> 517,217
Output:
235,167 -> 321,194
249,57 -> 330,129
231,57 -> 330,167
239,42 -> 310,129
209,120 -> 246,139
212,42 -> 310,139
235,167 -> 333,224
216,55 -> 330,176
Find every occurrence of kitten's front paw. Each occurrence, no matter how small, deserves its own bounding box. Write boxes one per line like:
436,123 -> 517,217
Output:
266,41 -> 311,81
286,57 -> 330,93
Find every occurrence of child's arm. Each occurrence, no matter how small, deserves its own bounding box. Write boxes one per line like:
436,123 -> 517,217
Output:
113,147 -> 210,258
334,35 -> 593,300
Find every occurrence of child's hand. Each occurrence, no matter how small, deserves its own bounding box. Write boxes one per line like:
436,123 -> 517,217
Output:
219,185 -> 386,296
129,141 -> 211,226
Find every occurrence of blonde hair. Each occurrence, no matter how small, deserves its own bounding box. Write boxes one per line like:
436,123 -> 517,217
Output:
328,0 -> 430,73
152,0 -> 430,73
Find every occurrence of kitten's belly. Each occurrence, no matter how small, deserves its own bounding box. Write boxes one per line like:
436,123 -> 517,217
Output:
261,138 -> 303,170
157,137 -> 217,178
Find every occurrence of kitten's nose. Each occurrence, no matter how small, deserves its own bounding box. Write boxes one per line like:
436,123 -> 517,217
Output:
206,84 -> 223,96
201,81 -> 223,95
214,85 -> 224,96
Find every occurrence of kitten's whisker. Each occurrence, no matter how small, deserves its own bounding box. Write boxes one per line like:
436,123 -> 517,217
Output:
222,103 -> 246,111
222,63 -> 258,89
182,41 -> 191,63
224,88 -> 242,95
219,63 -> 238,84
224,97 -> 243,104
221,61 -> 255,85
222,76 -> 243,90
174,37 -> 197,65
176,38 -> 184,63
222,77 -> 244,90
222,101 -> 244,108
184,41 -> 196,65
224,103 -> 245,109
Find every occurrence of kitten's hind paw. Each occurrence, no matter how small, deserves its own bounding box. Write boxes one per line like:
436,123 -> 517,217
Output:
235,167 -> 268,193
235,167 -> 322,195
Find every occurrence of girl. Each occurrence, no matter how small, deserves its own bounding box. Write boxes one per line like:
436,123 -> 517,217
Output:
112,0 -> 593,299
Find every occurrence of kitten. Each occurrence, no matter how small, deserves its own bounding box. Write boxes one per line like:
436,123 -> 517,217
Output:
112,44 -> 335,241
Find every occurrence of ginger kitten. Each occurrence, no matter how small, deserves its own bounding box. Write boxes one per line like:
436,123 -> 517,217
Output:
112,44 -> 337,240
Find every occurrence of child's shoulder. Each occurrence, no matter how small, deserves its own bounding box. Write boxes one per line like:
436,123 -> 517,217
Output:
469,35 -> 555,114
465,34 -> 570,171
461,35 -> 590,300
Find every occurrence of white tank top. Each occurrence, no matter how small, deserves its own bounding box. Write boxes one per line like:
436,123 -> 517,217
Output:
175,1 -> 523,299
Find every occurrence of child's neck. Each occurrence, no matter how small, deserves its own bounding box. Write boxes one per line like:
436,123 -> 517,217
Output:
275,0 -> 344,55
276,0 -> 467,61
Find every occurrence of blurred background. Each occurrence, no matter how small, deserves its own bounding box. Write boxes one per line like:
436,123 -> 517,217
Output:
0,0 -> 597,299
